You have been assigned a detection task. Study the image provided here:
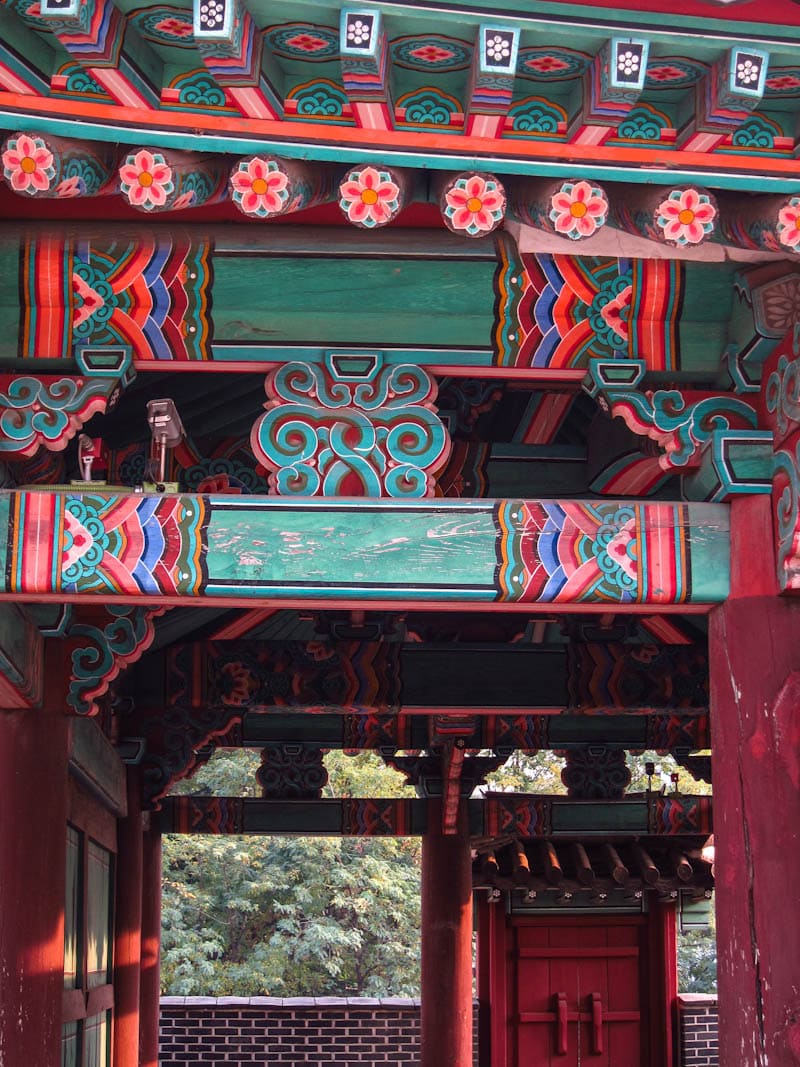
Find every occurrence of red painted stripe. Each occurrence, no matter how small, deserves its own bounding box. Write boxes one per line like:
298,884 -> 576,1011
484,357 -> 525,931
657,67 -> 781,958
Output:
3,91 -> 800,179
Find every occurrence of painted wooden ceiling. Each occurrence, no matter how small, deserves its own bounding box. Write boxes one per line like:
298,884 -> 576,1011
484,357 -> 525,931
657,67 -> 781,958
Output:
1,0 -> 800,193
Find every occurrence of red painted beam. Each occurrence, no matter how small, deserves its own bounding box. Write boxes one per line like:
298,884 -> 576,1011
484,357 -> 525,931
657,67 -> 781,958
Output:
4,90 -> 800,182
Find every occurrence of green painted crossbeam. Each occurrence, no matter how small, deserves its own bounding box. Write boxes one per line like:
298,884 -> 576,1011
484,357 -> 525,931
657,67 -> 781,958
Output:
156,794 -> 712,837
0,491 -> 729,605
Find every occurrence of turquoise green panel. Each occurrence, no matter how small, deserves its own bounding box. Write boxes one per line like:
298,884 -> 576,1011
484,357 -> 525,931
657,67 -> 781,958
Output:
551,800 -> 650,833
210,255 -> 496,349
682,502 -> 731,600
204,499 -> 500,599
0,246 -> 20,360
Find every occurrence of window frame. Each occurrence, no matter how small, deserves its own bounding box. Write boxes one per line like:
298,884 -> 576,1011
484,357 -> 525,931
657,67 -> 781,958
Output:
62,777 -> 118,1065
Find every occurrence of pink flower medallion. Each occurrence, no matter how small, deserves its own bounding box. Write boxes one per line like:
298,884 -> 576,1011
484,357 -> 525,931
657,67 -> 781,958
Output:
339,166 -> 401,228
1,133 -> 55,195
549,180 -> 608,239
118,149 -> 174,210
443,173 -> 505,237
777,198 -> 800,251
655,187 -> 716,246
230,157 -> 290,218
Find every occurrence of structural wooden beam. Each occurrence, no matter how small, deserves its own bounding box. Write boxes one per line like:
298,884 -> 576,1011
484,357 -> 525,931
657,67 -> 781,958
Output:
117,147 -> 226,212
147,639 -> 709,716
1,131 -> 115,199
436,171 -> 506,237
677,46 -> 769,152
0,6 -> 54,96
338,163 -> 411,228
230,154 -> 334,219
569,37 -> 649,146
507,177 -> 610,241
339,9 -> 393,131
155,793 -> 713,836
0,491 -> 730,606
36,0 -> 162,109
611,184 -> 719,248
193,0 -> 282,120
464,24 -> 520,139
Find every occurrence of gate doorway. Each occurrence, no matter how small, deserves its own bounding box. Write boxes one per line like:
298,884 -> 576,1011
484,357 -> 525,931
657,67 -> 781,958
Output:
512,916 -> 645,1066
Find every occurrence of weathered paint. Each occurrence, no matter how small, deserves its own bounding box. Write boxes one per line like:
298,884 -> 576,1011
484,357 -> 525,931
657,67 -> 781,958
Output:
0,491 -> 730,606
710,496 -> 800,1067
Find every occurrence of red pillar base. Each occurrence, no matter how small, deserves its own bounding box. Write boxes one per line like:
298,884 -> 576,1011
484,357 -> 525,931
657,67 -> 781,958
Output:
421,799 -> 473,1067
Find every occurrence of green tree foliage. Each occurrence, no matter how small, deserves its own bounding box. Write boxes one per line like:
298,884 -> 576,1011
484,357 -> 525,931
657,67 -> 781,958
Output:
161,750 -> 420,996
162,748 -> 716,996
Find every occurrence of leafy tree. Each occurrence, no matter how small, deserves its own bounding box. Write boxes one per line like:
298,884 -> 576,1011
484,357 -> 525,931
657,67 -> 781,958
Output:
161,750 -> 420,996
162,747 -> 716,996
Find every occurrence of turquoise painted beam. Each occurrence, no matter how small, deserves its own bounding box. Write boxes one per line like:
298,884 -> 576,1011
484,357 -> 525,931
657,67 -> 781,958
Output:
0,491 -> 729,606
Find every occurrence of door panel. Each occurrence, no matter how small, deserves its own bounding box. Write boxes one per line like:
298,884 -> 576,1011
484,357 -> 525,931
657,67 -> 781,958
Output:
511,918 -> 644,1066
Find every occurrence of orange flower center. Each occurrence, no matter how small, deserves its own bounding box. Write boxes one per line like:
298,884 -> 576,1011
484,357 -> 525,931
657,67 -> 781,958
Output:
138,171 -> 154,188
251,177 -> 268,195
20,156 -> 36,174
794,217 -> 800,231
678,208 -> 695,225
467,196 -> 483,213
570,201 -> 588,218
361,188 -> 379,205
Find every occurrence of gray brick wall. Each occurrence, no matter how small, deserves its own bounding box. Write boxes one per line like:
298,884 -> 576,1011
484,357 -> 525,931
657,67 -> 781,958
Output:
677,994 -> 718,1067
160,997 -> 479,1066
161,995 -> 717,1065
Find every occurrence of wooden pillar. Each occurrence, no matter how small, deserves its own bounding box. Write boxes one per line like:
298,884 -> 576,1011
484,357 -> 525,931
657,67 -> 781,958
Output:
0,694 -> 69,1067
113,770 -> 144,1067
646,904 -> 677,1067
421,797 -> 473,1067
476,895 -> 508,1067
139,821 -> 162,1067
710,495 -> 800,1066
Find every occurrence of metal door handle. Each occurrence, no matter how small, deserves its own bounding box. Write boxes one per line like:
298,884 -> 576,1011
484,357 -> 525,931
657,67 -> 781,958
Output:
591,992 -> 604,1054
556,992 -> 568,1054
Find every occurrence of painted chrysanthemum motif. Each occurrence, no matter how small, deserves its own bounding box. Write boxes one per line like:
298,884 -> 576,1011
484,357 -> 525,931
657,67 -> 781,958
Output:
339,166 -> 401,227
230,158 -> 290,217
118,149 -> 174,210
1,133 -> 55,195
655,187 -> 716,246
549,180 -> 608,239
444,174 -> 505,236
777,198 -> 800,251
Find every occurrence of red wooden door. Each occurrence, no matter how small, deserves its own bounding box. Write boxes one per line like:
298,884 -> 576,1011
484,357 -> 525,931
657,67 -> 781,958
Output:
511,917 -> 644,1066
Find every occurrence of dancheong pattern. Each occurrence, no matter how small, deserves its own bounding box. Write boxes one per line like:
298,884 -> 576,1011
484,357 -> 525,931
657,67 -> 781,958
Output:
493,235 -> 684,370
20,236 -> 212,361
251,356 -> 451,497
6,492 -> 206,596
496,500 -> 693,604
0,492 -> 728,604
